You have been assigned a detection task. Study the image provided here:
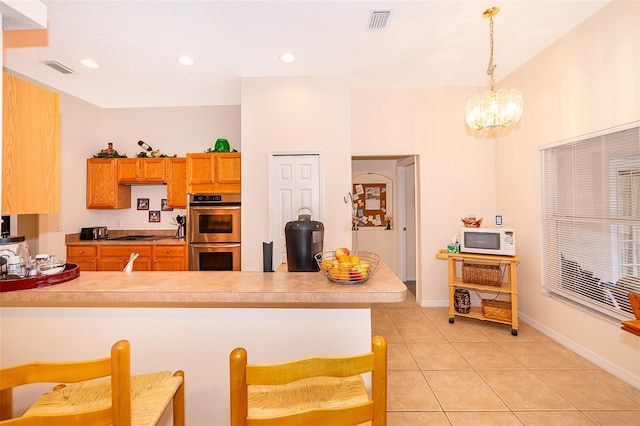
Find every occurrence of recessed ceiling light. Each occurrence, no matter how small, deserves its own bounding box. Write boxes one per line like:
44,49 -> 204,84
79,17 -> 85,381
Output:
279,52 -> 295,64
80,58 -> 99,69
177,55 -> 194,66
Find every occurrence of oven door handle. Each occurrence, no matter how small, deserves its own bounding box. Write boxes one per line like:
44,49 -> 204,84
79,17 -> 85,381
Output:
190,243 -> 241,248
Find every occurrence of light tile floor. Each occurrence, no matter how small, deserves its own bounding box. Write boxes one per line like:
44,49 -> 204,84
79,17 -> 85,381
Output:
372,290 -> 640,425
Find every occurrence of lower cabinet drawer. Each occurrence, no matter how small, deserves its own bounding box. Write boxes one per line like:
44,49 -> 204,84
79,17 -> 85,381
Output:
153,246 -> 185,257
67,246 -> 97,257
98,245 -> 153,257
67,246 -> 98,272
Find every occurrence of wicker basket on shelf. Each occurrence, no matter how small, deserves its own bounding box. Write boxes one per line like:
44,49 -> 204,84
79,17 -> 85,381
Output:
481,299 -> 512,321
462,263 -> 502,286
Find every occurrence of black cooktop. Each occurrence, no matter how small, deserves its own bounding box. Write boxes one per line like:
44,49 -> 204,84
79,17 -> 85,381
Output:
107,235 -> 168,241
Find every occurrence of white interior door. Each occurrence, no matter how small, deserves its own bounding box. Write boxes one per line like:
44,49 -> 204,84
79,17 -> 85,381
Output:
404,162 -> 417,281
269,154 -> 321,266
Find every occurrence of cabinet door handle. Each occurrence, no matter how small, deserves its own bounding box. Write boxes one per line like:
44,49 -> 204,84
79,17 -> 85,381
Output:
79,250 -> 84,254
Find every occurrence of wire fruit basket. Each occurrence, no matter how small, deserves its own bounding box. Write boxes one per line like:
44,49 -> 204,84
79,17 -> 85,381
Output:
314,251 -> 380,284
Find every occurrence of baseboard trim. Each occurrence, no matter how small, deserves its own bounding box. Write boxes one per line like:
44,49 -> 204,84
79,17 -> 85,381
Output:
520,312 -> 640,389
415,299 -> 640,389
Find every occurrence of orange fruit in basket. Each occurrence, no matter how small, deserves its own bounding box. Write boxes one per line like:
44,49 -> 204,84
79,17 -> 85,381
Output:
320,259 -> 332,271
349,255 -> 360,264
338,255 -> 351,264
338,262 -> 350,273
327,267 -> 340,279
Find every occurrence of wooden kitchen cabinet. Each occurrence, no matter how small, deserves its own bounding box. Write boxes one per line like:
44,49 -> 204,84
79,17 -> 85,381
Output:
97,246 -> 152,271
153,245 -> 186,271
216,153 -> 241,184
66,245 -> 98,271
67,243 -> 185,271
2,72 -> 60,214
166,157 -> 187,208
117,158 -> 166,183
186,152 -> 241,193
86,159 -> 131,209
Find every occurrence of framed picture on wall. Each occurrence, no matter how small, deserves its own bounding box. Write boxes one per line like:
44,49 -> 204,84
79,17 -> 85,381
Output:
149,211 -> 160,222
161,199 -> 173,211
137,198 -> 149,210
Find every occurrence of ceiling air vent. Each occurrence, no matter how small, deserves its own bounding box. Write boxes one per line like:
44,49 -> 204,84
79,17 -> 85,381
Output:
44,60 -> 75,74
368,10 -> 392,32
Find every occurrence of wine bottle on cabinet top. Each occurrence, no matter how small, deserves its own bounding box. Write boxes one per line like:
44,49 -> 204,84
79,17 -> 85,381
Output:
138,140 -> 153,151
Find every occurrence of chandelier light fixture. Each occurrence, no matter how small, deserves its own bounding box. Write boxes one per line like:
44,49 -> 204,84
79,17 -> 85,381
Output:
466,7 -> 523,131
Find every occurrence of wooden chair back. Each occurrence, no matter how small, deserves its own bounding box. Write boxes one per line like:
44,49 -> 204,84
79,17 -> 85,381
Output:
628,293 -> 640,319
230,335 -> 387,426
0,340 -> 184,425
621,293 -> 640,336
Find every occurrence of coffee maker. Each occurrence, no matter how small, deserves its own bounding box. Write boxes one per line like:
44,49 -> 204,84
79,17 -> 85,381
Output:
285,209 -> 324,272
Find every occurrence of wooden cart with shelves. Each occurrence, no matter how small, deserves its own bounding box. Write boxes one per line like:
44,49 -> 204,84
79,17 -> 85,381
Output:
436,250 -> 520,335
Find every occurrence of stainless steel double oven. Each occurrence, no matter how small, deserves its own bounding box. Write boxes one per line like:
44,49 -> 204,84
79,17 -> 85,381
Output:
188,193 -> 241,271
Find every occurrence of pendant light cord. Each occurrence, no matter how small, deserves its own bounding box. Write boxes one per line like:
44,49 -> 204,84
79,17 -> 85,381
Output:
487,15 -> 496,92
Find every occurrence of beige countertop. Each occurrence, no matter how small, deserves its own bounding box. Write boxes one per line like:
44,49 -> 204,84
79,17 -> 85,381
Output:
65,230 -> 186,246
0,262 -> 406,308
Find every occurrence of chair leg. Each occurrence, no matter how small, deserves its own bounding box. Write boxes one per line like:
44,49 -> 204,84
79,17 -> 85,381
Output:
0,388 -> 12,420
173,370 -> 185,426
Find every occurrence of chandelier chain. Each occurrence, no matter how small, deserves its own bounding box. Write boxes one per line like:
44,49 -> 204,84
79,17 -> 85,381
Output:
486,16 -> 496,92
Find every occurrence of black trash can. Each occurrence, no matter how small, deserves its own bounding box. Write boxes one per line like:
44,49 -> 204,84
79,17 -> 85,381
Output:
285,211 -> 324,272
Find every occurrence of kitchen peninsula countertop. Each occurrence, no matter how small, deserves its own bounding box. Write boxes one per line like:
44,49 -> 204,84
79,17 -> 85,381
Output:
0,262 -> 406,308
1,261 -> 406,425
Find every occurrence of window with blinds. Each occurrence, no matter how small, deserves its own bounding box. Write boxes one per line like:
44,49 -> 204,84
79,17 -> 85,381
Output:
541,124 -> 640,321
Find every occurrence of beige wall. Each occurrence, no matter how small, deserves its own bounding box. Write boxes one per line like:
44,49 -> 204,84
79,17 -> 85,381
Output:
240,76 -> 353,270
351,86 -> 499,303
351,1 -> 639,385
496,0 -> 640,383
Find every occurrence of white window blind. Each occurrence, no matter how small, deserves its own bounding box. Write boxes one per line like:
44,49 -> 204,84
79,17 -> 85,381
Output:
541,124 -> 640,321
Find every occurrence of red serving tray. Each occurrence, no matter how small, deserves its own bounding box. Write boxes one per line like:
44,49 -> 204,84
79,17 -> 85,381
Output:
0,263 -> 80,292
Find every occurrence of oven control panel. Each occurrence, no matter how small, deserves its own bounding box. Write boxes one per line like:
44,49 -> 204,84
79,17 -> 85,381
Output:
193,194 -> 222,202
189,193 -> 241,205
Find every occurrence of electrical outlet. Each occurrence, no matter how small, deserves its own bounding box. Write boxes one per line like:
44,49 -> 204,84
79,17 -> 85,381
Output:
56,223 -> 66,231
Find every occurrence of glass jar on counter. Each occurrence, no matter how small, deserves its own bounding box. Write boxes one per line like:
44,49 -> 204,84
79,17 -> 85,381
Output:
0,235 -> 30,278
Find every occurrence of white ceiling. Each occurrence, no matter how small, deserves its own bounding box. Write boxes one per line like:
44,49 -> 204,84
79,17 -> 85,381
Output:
4,0 -> 609,108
